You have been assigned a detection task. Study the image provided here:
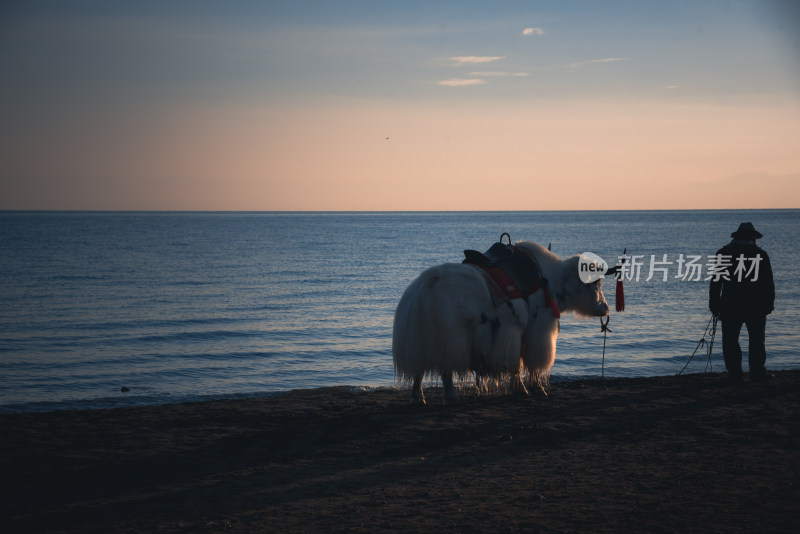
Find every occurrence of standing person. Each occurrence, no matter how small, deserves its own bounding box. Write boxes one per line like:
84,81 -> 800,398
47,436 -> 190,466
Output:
709,222 -> 775,383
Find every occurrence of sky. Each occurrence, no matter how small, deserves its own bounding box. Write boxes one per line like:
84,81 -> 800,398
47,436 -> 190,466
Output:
1,0 -> 798,211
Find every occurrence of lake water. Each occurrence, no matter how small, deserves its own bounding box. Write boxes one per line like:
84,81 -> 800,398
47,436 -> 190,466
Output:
1,210 -> 798,412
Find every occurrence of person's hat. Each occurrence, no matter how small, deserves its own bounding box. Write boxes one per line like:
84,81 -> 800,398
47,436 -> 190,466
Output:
731,222 -> 763,240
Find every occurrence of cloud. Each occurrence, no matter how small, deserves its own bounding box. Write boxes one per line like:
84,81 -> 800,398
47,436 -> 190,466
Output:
436,78 -> 487,87
522,27 -> 544,36
446,56 -> 505,66
567,57 -> 630,70
470,71 -> 529,77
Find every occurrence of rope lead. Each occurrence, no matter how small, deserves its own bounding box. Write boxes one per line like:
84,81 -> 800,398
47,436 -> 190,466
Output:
600,316 -> 612,387
678,314 -> 718,376
705,315 -> 718,373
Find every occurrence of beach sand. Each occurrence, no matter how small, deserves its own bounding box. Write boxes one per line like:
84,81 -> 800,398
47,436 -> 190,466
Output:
2,371 -> 799,533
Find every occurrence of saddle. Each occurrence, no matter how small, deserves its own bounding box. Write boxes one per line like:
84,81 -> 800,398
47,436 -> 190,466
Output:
463,233 -> 560,317
463,233 -> 543,297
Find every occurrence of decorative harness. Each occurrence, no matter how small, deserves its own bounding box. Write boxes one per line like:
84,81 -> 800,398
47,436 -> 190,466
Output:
463,233 -> 561,318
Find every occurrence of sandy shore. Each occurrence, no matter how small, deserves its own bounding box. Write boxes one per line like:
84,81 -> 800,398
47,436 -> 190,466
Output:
2,371 -> 799,533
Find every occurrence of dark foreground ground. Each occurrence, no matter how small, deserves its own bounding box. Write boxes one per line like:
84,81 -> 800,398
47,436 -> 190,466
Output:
2,371 -> 799,533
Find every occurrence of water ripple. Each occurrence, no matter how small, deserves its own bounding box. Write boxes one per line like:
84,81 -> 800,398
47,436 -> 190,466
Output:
1,210 -> 798,411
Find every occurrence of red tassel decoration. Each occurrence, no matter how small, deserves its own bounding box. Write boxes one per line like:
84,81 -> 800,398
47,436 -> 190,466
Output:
615,278 -> 625,312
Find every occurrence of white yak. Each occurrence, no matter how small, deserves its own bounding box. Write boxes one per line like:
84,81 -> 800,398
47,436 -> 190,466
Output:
392,241 -> 609,404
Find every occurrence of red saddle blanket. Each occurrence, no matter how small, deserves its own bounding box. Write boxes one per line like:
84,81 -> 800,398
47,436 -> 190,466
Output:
463,241 -> 560,318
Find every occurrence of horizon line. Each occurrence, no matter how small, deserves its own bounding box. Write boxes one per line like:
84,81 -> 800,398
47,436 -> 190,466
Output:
2,208 -> 798,214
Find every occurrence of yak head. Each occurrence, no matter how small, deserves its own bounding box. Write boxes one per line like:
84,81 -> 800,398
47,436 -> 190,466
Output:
514,242 -> 611,318
562,255 -> 610,318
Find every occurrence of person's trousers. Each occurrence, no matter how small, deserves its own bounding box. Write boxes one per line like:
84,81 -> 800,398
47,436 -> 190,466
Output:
721,314 -> 767,378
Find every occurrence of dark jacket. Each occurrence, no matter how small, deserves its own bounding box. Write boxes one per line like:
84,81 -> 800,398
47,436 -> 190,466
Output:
709,239 -> 774,317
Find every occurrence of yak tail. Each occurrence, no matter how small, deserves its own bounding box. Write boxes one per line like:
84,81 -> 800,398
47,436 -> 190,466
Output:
392,265 -> 483,381
392,274 -> 427,381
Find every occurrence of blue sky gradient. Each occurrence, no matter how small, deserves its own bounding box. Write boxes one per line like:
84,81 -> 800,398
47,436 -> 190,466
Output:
1,1 -> 798,209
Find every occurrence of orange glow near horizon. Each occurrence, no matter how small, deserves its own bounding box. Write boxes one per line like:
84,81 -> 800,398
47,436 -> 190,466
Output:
1,3 -> 798,211
8,96 -> 796,211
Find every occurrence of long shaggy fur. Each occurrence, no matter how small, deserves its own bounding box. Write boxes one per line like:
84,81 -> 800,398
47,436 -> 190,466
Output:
392,263 -> 527,381
392,241 -> 609,400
